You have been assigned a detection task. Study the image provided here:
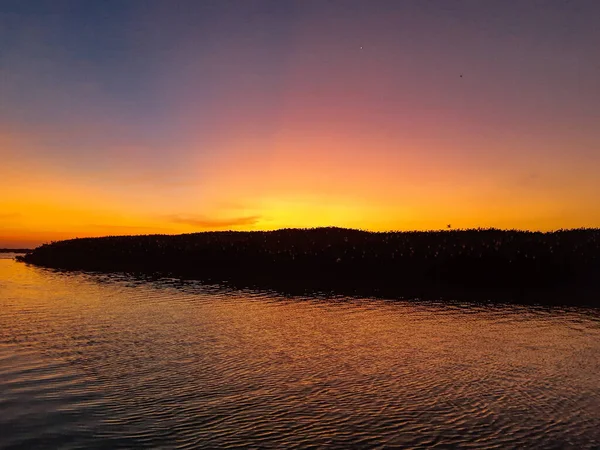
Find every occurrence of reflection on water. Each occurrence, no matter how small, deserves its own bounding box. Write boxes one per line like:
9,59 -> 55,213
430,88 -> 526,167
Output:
1,255 -> 600,448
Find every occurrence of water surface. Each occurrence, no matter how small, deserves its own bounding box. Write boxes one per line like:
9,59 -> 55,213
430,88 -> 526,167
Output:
1,254 -> 599,448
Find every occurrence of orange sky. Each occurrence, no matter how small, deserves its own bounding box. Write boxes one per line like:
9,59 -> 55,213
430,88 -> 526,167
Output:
2,1 -> 600,247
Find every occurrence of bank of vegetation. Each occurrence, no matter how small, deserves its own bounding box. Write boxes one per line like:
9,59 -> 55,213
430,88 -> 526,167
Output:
18,228 -> 600,304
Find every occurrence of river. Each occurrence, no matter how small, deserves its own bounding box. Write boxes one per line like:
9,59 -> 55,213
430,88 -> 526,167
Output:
1,253 -> 599,448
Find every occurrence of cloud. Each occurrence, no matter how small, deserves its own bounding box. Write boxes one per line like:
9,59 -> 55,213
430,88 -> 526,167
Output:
515,172 -> 541,188
170,215 -> 261,229
0,213 -> 20,221
88,224 -> 172,233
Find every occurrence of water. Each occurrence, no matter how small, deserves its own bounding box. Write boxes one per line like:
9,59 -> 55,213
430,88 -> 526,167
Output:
1,253 -> 600,449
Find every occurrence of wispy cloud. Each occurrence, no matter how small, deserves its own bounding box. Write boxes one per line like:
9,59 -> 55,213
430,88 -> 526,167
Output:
0,213 -> 20,220
87,224 -> 173,234
170,215 -> 261,229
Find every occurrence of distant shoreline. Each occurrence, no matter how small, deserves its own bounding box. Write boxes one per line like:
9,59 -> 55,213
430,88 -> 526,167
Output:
17,227 -> 600,306
0,248 -> 30,253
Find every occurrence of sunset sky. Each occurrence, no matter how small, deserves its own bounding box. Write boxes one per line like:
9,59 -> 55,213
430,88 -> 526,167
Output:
2,0 -> 600,247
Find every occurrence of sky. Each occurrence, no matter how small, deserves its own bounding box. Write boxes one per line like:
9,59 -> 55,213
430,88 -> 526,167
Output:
1,0 -> 600,247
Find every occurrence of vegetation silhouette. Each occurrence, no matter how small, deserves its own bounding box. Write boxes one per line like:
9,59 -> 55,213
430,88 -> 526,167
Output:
18,227 -> 600,305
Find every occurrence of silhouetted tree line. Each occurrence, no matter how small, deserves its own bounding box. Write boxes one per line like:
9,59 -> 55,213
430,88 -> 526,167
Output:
17,228 -> 600,303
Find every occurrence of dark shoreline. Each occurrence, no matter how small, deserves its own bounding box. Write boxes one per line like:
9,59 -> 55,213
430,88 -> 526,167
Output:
18,227 -> 600,306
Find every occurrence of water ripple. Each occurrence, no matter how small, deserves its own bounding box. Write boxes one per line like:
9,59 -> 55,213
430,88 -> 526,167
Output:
1,257 -> 600,448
